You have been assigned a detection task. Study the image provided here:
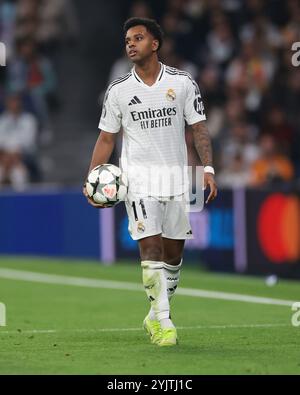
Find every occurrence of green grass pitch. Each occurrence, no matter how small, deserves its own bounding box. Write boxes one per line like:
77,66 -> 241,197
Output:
0,257 -> 300,375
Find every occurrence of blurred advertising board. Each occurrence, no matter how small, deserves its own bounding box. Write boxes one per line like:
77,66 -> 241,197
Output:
0,189 -> 101,259
245,188 -> 300,278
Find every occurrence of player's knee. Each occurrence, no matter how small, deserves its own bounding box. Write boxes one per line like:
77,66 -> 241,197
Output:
164,255 -> 182,266
141,244 -> 163,261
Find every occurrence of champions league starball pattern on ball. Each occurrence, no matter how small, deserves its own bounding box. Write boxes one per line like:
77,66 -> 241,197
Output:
86,164 -> 128,206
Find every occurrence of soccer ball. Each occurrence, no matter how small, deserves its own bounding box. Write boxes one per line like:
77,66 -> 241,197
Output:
86,164 -> 128,206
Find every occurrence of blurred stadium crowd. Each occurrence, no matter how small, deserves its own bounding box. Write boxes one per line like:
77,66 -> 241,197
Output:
0,0 -> 77,189
0,0 -> 299,190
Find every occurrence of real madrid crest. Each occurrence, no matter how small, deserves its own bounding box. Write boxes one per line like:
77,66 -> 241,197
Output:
137,221 -> 145,233
166,88 -> 176,101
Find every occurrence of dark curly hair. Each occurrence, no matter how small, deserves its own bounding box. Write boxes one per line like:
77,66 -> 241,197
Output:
123,17 -> 164,50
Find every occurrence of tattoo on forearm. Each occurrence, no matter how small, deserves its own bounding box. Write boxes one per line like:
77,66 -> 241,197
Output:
191,121 -> 213,167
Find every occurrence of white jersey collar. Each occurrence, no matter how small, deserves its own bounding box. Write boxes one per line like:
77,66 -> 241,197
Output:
132,62 -> 165,88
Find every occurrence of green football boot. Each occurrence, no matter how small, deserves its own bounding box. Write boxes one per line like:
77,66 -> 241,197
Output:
143,315 -> 162,344
158,327 -> 178,347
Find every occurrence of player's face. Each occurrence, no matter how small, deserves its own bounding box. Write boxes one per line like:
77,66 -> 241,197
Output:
125,25 -> 158,63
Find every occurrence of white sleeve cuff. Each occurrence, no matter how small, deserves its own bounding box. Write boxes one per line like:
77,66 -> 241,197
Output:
204,166 -> 215,175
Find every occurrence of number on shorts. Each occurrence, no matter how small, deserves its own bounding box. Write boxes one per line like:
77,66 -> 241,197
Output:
132,202 -> 138,221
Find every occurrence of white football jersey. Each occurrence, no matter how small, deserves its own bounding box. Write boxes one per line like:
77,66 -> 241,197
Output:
98,63 -> 206,196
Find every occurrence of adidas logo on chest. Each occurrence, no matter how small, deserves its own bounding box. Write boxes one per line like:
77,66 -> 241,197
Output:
128,96 -> 142,106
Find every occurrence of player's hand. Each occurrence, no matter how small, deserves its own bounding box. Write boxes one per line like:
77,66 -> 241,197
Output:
82,184 -> 106,209
204,173 -> 218,204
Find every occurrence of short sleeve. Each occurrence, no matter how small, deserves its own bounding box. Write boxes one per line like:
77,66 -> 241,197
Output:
98,86 -> 122,133
184,76 -> 206,125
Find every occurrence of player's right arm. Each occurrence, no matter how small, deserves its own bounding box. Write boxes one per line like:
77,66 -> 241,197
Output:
83,83 -> 122,207
87,131 -> 117,174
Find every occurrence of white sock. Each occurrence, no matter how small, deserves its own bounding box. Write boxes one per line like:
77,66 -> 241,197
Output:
163,260 -> 182,301
148,260 -> 182,320
141,260 -> 174,328
148,308 -> 156,321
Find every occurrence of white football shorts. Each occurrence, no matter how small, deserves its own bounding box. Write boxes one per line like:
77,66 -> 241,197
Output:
125,193 -> 193,241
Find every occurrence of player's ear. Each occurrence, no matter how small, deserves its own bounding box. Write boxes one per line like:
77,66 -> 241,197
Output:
152,39 -> 159,52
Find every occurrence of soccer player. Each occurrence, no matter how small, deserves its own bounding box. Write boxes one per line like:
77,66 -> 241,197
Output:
83,17 -> 217,346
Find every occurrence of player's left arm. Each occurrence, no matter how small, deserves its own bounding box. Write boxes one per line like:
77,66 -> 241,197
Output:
190,120 -> 218,204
